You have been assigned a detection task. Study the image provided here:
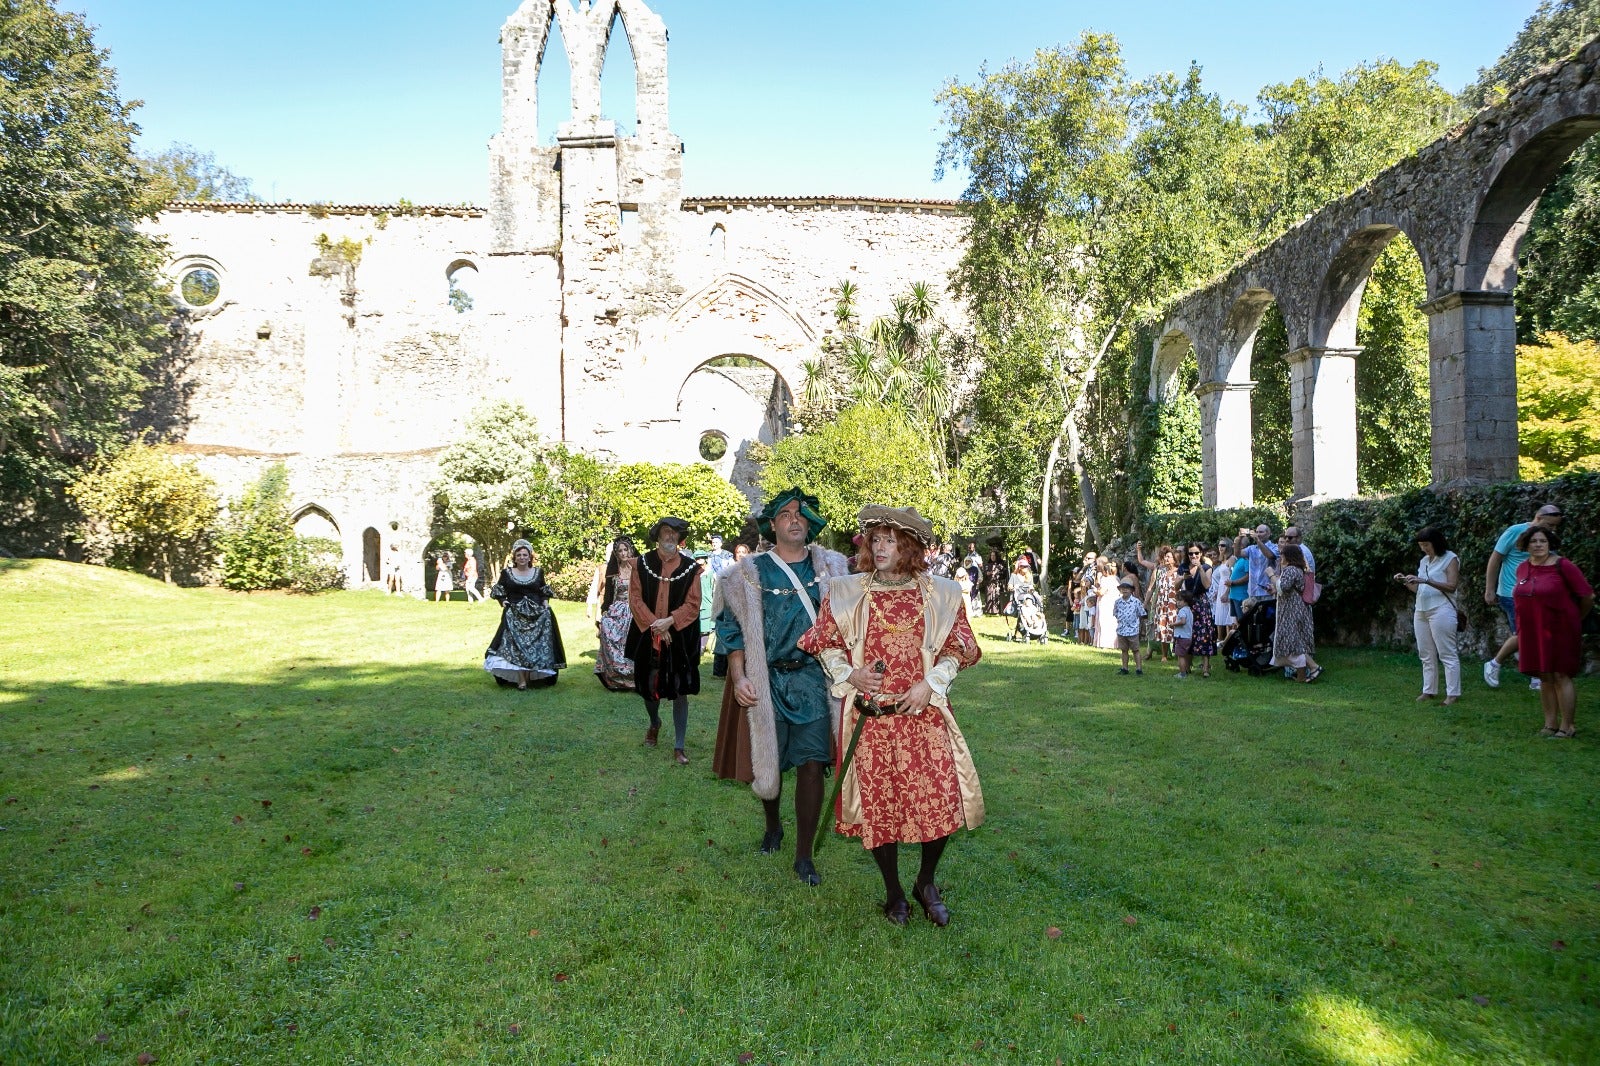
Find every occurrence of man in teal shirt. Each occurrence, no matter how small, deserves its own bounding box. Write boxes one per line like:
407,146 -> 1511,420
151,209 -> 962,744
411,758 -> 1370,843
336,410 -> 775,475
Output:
1482,503 -> 1563,688
717,488 -> 850,886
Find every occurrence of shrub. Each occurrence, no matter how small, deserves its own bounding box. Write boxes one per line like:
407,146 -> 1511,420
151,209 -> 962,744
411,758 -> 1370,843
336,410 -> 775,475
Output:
286,536 -> 346,594
545,560 -> 599,603
68,440 -> 219,584
1137,473 -> 1600,661
218,464 -> 298,590
609,462 -> 750,547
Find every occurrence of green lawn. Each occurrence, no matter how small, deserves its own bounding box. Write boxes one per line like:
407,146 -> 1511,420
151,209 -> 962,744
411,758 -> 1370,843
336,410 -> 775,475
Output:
1,558 -> 1596,1065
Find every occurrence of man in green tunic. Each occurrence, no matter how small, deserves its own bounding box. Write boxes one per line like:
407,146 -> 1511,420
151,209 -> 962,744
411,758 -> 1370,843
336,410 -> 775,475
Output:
717,488 -> 850,886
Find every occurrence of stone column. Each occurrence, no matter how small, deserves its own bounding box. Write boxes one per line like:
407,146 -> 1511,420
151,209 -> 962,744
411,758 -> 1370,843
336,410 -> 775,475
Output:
1421,290 -> 1518,485
557,120 -> 624,446
1286,346 -> 1359,501
1196,380 -> 1256,508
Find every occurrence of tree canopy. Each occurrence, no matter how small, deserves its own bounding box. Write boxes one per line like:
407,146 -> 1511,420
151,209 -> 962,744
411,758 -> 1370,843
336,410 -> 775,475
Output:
138,142 -> 257,204
0,0 -> 172,553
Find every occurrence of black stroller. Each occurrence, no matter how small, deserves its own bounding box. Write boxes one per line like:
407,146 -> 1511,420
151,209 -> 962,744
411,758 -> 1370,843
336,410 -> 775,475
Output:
1009,585 -> 1050,644
1222,598 -> 1276,675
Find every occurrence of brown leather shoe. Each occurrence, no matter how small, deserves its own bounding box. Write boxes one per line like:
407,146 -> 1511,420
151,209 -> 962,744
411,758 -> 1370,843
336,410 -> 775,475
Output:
644,726 -> 659,747
883,897 -> 910,926
673,748 -> 689,765
914,881 -> 950,926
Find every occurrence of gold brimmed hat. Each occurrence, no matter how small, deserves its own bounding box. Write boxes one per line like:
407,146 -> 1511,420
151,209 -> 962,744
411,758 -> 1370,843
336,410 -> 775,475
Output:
858,504 -> 935,547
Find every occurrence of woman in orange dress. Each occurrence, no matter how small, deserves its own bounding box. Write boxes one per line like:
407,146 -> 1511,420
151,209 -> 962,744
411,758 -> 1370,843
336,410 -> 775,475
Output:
798,504 -> 983,927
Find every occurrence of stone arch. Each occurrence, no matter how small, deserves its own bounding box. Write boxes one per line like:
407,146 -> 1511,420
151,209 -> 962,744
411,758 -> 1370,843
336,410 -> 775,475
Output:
553,0 -> 669,135
290,503 -> 340,539
1312,220 -> 1422,350
1217,287 -> 1277,386
597,4 -> 637,134
1149,328 -> 1197,402
675,353 -> 793,505
1463,113 -> 1600,293
646,273 -> 816,404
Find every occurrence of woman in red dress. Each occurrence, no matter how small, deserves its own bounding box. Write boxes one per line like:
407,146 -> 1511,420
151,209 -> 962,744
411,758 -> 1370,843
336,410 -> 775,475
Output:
1512,526 -> 1594,738
798,504 -> 983,926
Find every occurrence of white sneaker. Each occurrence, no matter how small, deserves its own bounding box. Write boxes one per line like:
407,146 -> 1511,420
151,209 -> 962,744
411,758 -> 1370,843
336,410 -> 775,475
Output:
1530,677 -> 1542,691
1483,660 -> 1501,688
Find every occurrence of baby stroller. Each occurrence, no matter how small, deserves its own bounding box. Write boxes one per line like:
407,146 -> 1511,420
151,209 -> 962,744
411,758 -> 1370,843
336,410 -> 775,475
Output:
1009,585 -> 1050,644
1222,598 -> 1276,676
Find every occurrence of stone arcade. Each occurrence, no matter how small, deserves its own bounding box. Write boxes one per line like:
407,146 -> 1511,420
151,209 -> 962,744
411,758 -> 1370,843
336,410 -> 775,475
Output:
150,0 -> 966,589
1149,39 -> 1600,508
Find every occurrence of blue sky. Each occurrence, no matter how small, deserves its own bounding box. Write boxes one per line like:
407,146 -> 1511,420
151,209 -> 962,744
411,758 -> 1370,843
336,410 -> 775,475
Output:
72,0 -> 1542,205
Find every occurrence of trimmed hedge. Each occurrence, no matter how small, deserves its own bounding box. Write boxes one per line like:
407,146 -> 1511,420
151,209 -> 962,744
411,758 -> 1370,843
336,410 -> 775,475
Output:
1136,473 -> 1600,660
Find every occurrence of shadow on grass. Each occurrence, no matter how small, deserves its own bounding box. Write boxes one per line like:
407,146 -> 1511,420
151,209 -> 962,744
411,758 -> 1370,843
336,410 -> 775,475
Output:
2,647 -> 1596,1062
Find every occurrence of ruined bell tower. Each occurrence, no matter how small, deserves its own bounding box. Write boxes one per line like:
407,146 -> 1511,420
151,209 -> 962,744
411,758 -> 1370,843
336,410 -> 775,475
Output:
487,0 -> 684,445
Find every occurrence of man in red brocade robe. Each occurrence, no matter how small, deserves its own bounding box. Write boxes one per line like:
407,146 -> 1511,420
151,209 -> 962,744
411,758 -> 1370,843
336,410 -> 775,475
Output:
798,504 -> 984,926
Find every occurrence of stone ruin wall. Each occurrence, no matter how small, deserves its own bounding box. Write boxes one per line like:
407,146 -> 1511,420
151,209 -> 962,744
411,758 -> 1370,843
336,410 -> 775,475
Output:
149,198 -> 968,589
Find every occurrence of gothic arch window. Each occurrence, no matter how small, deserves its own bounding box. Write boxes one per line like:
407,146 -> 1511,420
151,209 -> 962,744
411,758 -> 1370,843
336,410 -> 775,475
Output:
535,10 -> 572,144
599,9 -> 637,135
446,259 -> 477,314
709,223 -> 727,261
290,504 -> 340,540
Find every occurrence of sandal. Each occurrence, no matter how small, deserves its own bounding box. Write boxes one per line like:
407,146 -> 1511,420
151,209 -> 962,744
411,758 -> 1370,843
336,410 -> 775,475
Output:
1538,727 -> 1558,737
1306,666 -> 1324,683
1553,729 -> 1576,739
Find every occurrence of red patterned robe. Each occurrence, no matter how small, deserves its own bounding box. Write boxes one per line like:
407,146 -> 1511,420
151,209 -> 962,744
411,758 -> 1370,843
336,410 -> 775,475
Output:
798,580 -> 983,849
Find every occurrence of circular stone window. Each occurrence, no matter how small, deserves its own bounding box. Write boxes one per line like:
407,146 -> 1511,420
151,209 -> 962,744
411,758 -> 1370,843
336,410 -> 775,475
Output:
177,266 -> 221,308
698,431 -> 728,462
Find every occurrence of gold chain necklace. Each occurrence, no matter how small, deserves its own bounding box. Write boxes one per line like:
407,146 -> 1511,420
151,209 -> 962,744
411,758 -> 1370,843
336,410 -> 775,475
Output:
637,552 -> 700,583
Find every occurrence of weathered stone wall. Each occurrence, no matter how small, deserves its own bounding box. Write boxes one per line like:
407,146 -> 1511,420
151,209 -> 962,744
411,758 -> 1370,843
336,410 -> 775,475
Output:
148,195 -> 967,588
140,1 -> 971,589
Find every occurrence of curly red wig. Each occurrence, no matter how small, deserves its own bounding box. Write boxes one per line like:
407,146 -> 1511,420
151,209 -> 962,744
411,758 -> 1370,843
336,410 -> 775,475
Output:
855,525 -> 932,577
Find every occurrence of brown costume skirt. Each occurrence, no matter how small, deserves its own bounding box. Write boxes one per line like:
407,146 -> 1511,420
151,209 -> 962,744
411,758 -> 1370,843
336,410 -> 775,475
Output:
710,679 -> 754,784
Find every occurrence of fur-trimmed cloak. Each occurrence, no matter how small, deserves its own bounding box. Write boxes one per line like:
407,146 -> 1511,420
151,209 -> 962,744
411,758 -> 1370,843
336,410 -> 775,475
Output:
713,545 -> 851,800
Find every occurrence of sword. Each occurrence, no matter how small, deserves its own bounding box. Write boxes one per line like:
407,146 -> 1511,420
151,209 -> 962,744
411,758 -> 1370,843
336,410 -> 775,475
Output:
816,661 -> 886,853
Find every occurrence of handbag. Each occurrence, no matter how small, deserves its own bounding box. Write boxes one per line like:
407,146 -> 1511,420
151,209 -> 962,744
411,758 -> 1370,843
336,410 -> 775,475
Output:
1443,592 -> 1468,632
1300,572 -> 1320,605
1551,556 -> 1599,636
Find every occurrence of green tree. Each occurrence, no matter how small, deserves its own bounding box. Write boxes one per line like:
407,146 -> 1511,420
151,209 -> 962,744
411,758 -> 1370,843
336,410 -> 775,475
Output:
67,439 -> 219,583
518,444 -> 614,572
137,142 -> 257,204
1354,237 -> 1431,493
761,404 -> 973,547
1517,332 -> 1600,479
800,280 -> 963,472
431,400 -> 605,570
606,462 -> 749,548
217,463 -> 298,590
1517,141 -> 1600,343
0,0 -> 172,553
938,42 -> 1259,572
1462,0 -> 1600,109
1251,61 -> 1460,233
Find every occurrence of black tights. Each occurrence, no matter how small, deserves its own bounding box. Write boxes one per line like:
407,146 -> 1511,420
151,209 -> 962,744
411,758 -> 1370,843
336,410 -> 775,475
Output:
761,761 -> 825,860
871,835 -> 949,903
644,697 -> 689,749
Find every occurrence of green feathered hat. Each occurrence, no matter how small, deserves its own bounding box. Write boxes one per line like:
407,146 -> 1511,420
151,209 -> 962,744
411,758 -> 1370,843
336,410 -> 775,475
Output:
758,487 -> 827,543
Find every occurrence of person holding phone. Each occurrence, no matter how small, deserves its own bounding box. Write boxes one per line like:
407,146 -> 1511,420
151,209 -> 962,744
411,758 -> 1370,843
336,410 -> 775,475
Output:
1398,527 -> 1461,705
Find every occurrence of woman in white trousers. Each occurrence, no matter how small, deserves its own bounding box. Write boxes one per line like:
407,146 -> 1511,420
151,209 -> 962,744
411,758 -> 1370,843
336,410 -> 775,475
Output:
1397,527 -> 1461,704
